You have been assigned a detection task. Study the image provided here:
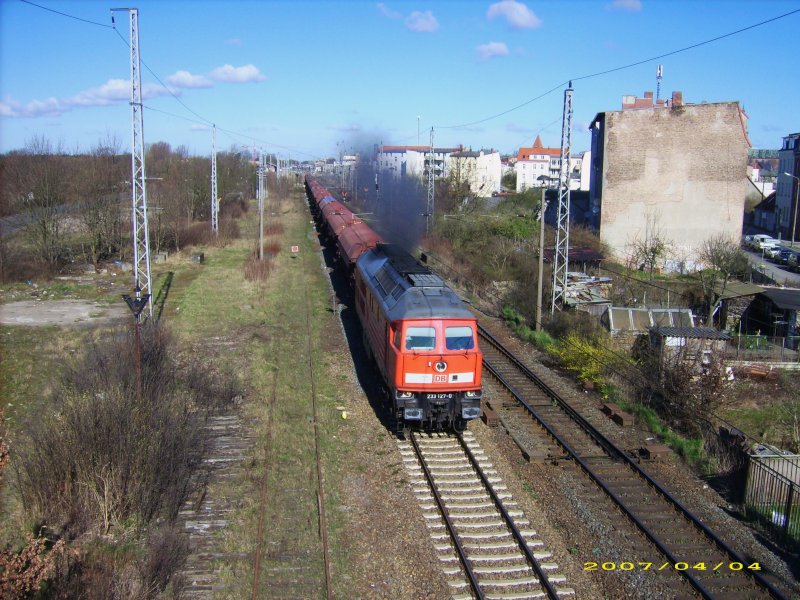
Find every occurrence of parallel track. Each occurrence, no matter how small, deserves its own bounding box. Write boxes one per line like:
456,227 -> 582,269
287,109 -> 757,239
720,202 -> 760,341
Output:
401,430 -> 574,599
477,324 -> 787,600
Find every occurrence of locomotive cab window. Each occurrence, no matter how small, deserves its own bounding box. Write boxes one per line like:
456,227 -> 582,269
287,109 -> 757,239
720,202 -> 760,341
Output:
405,326 -> 435,351
445,326 -> 475,350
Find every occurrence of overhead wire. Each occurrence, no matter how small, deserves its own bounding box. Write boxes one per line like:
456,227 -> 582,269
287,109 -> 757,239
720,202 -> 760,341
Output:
437,7 -> 800,130
19,0 -> 113,28
419,244 -> 763,444
20,0 -> 316,158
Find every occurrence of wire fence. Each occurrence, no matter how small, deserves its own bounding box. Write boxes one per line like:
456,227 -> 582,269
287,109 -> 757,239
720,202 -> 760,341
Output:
745,453 -> 800,546
724,335 -> 800,363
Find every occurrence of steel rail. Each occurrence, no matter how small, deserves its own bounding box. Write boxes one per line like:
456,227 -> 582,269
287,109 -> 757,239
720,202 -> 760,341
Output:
251,336 -> 279,600
410,431 -> 485,600
477,323 -> 787,600
456,434 -> 561,600
306,249 -> 333,600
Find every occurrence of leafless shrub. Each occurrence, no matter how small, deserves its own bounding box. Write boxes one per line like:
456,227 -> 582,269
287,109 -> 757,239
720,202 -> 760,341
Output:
139,525 -> 188,593
264,222 -> 284,236
12,325 -> 237,536
218,217 -> 240,242
545,309 -> 605,342
179,222 -> 213,248
243,256 -> 274,282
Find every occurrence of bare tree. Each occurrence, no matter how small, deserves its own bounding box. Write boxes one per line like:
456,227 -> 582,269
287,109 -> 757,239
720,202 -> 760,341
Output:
696,234 -> 749,325
77,136 -> 127,265
9,136 -> 68,267
626,213 -> 671,279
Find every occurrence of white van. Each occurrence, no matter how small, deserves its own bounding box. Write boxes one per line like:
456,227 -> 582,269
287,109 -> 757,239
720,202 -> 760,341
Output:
749,234 -> 777,250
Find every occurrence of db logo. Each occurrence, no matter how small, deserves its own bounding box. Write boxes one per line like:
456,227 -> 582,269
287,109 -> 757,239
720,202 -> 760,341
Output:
433,374 -> 447,383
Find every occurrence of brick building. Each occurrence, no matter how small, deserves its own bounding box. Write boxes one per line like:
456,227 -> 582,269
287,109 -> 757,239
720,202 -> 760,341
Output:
589,91 -> 750,268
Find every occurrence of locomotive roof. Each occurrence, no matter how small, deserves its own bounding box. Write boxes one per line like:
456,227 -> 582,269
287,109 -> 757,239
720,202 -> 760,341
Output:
357,243 -> 474,321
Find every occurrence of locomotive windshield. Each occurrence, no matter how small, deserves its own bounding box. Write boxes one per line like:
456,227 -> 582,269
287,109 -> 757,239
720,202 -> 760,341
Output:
405,326 -> 435,350
445,326 -> 475,350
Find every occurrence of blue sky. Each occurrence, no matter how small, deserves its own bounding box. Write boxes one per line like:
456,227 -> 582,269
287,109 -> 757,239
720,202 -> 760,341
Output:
1,0 -> 798,160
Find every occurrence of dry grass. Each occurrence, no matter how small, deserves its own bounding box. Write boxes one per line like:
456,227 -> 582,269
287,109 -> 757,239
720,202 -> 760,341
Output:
243,256 -> 274,282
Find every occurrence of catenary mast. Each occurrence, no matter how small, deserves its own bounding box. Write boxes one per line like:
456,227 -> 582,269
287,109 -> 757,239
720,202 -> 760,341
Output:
551,82 -> 573,313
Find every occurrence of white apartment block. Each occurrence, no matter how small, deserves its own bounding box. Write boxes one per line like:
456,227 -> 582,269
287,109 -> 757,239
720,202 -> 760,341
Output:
375,145 -> 462,180
514,136 -> 587,192
450,149 -> 502,196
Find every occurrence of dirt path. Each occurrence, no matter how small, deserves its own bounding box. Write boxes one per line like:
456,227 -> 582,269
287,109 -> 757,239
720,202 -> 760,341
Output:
0,299 -> 128,327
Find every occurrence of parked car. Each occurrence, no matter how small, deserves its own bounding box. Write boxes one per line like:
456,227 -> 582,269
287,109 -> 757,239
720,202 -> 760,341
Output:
747,234 -> 776,250
756,237 -> 780,251
775,246 -> 795,264
764,246 -> 791,262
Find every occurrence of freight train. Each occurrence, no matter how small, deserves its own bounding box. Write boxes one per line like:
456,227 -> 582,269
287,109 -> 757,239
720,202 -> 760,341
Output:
305,176 -> 482,432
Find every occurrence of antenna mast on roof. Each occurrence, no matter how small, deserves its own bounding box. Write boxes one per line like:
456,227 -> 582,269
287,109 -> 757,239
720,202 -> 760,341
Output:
656,64 -> 663,102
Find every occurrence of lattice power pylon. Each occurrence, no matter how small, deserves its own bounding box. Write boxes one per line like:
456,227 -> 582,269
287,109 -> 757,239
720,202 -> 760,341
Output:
426,127 -> 435,235
551,82 -> 573,313
211,125 -> 218,236
116,7 -> 152,317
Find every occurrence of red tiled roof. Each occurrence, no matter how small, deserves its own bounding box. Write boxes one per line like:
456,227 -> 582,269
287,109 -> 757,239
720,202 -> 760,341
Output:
516,135 -> 561,161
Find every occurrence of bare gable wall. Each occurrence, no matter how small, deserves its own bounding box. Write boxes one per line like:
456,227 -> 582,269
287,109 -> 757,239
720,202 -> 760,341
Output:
599,102 -> 748,266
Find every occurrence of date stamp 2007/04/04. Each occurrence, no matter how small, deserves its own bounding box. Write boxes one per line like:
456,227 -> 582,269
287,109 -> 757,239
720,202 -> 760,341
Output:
585,561 -> 761,572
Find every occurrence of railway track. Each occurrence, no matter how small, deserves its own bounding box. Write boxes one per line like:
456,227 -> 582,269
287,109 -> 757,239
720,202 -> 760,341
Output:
477,324 -> 788,600
399,430 -> 575,599
249,234 -> 332,598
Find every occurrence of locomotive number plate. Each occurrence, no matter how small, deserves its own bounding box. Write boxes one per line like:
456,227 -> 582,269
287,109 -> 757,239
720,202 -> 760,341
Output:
425,393 -> 453,400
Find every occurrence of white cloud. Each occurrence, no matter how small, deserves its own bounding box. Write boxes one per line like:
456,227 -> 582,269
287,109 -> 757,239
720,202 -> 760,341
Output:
0,96 -> 64,118
167,70 -> 213,89
487,0 -> 541,29
1,63 -> 265,120
190,124 -> 211,131
66,78 -> 130,107
208,64 -> 266,83
225,37 -> 243,46
476,41 -> 509,61
405,10 -> 438,32
608,0 -> 642,10
376,2 -> 402,19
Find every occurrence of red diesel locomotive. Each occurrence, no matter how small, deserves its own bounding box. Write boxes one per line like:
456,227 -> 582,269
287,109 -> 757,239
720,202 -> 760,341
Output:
305,176 -> 482,431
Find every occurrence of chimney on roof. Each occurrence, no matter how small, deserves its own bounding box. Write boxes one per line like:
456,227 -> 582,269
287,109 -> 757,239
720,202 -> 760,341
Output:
644,91 -> 653,99
671,91 -> 683,107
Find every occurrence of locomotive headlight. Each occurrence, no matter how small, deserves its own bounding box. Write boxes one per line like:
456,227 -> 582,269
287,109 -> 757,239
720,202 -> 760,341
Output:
397,391 -> 414,399
465,390 -> 481,398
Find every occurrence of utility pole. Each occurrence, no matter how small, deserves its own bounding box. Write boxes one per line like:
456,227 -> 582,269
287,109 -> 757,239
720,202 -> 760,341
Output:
426,127 -> 435,235
535,178 -> 552,330
551,82 -> 573,313
258,151 -> 266,260
211,124 -> 218,236
113,7 -> 152,318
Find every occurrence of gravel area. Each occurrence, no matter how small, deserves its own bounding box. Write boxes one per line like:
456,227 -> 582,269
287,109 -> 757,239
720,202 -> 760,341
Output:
474,314 -> 800,600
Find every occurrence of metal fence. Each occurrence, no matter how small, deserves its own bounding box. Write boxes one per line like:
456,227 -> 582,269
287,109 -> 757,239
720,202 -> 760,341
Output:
724,335 -> 800,363
744,454 -> 800,545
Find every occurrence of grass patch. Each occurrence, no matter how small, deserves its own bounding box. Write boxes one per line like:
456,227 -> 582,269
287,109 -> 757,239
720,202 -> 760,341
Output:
616,397 -> 714,473
501,306 -> 554,350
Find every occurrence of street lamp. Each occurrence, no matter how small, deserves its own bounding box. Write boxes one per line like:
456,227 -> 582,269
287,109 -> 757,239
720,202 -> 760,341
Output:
784,172 -> 799,248
535,175 -> 554,330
